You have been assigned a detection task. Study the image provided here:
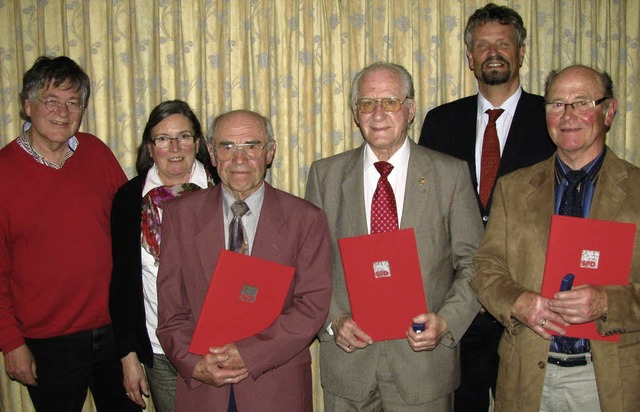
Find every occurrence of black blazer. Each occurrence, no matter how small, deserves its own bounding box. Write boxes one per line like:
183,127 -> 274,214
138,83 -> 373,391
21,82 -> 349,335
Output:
109,175 -> 154,366
418,91 -> 555,223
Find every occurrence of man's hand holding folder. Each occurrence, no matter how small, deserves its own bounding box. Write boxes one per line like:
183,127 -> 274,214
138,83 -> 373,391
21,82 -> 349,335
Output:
548,284 -> 608,328
331,313 -> 373,352
192,343 -> 250,388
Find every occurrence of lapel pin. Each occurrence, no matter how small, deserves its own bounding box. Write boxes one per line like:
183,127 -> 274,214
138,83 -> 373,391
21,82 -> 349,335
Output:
418,177 -> 426,192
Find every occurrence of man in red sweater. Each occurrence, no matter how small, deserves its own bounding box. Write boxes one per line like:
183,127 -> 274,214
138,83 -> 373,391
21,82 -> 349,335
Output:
0,56 -> 137,411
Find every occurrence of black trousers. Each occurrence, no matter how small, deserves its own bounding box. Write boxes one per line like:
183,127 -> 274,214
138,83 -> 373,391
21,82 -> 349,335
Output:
454,312 -> 504,412
25,324 -> 140,412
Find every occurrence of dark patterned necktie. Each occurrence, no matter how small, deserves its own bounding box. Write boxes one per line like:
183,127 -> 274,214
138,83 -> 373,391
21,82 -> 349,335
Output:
479,109 -> 504,208
227,201 -> 249,411
551,169 -> 590,354
558,170 -> 587,217
229,201 -> 249,255
371,161 -> 399,234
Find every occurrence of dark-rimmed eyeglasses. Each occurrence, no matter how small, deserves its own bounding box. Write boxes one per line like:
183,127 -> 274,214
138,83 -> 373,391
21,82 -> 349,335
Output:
38,99 -> 85,114
213,142 -> 271,161
355,97 -> 410,113
151,133 -> 196,148
544,97 -> 608,115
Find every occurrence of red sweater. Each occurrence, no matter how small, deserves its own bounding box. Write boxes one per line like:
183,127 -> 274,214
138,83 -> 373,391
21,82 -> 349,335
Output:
0,133 -> 127,353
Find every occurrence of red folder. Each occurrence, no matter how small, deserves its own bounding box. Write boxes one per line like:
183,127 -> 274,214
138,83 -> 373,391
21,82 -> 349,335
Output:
541,215 -> 636,342
338,228 -> 427,341
189,250 -> 295,355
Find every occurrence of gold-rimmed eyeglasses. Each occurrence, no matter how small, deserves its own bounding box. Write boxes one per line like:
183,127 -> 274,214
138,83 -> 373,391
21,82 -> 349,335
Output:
213,142 -> 272,161
355,96 -> 410,113
151,133 -> 196,148
544,97 -> 608,115
38,99 -> 85,114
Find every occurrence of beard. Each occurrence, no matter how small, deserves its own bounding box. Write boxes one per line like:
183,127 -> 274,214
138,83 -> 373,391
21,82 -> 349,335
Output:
480,57 -> 511,85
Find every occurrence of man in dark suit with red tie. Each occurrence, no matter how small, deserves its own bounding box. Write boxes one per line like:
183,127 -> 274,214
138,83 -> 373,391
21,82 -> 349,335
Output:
418,4 -> 555,412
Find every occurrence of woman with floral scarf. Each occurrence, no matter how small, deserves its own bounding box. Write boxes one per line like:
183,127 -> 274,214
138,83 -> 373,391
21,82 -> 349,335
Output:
109,100 -> 218,411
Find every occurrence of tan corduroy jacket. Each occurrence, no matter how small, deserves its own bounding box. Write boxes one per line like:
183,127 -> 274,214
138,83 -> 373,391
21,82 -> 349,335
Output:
472,150 -> 640,412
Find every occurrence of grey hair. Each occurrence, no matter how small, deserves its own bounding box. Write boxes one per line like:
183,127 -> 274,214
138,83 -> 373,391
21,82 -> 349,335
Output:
350,62 -> 415,107
464,3 -> 527,49
19,56 -> 91,121
208,110 -> 274,143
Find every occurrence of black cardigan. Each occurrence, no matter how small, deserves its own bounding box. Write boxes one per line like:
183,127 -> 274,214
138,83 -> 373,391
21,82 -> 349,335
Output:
109,175 -> 154,366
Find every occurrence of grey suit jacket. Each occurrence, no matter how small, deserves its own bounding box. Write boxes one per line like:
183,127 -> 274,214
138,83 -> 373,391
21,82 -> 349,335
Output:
305,139 -> 483,404
156,183 -> 332,412
472,149 -> 640,412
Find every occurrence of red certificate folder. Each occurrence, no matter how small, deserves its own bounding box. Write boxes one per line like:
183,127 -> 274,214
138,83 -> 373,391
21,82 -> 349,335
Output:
541,215 -> 636,342
189,250 -> 295,355
338,228 -> 427,342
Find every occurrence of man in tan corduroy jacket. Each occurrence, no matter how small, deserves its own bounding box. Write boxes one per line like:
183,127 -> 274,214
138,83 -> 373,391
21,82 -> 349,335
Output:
472,65 -> 640,412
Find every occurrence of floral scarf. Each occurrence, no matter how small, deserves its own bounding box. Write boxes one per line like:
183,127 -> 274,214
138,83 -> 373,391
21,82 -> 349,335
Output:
141,174 -> 214,265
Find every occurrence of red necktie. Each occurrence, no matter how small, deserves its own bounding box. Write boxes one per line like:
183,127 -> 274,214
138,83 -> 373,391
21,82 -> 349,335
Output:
371,161 -> 398,234
479,109 -> 504,208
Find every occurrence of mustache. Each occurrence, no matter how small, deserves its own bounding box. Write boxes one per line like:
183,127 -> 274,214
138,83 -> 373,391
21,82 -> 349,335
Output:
481,56 -> 509,68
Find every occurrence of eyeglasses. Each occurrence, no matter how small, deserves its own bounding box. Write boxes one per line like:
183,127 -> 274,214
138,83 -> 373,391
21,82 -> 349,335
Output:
151,133 -> 196,148
213,142 -> 271,161
544,97 -> 608,115
355,97 -> 410,113
38,99 -> 85,114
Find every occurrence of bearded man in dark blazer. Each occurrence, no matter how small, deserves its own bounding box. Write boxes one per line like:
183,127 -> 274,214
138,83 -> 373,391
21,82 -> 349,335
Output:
418,4 -> 555,411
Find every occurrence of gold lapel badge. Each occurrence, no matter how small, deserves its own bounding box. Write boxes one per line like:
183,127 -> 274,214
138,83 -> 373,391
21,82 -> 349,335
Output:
418,177 -> 426,192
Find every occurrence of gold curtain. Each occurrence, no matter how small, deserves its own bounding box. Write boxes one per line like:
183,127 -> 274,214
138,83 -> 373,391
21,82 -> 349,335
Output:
1,1 -> 638,411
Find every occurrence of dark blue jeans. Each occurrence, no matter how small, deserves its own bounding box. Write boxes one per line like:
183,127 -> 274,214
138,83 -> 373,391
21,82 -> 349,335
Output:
25,324 -> 140,412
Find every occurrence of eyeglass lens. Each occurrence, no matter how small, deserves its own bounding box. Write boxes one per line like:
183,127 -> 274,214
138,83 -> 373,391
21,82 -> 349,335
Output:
357,98 -> 403,113
216,143 -> 266,160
